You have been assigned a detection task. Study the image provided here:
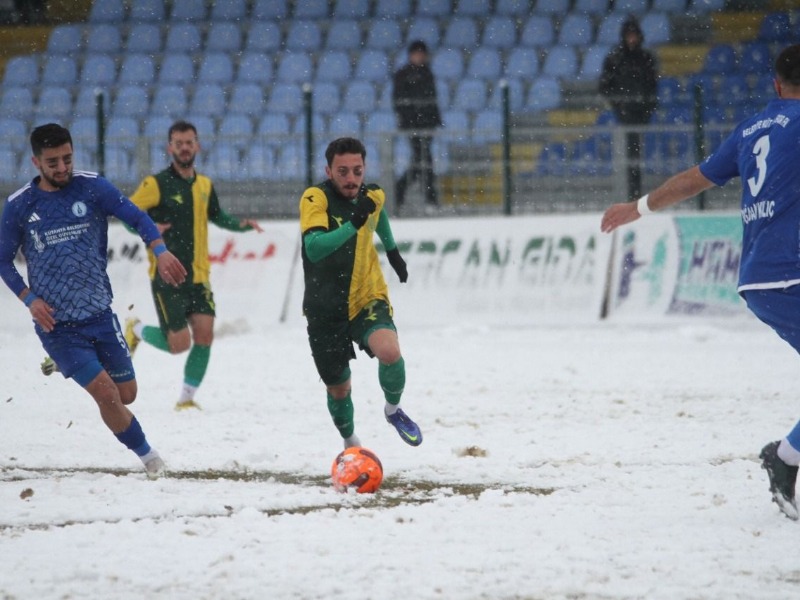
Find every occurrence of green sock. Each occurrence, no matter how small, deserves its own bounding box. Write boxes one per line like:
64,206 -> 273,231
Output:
141,325 -> 170,352
327,391 -> 355,439
184,344 -> 211,387
379,357 -> 405,406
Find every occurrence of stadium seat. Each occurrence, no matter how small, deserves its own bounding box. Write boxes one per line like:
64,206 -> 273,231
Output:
759,12 -> 791,43
405,18 -> 440,49
218,115 -> 253,148
326,20 -> 362,50
641,12 -> 671,46
453,79 -> 487,112
165,23 -> 202,53
89,0 -> 125,23
68,116 -> 98,147
0,117 -> 27,151
292,113 -> 326,138
651,0 -> 686,10
0,144 -> 21,182
275,142 -> 305,181
750,73 -> 776,104
687,0 -> 725,12
35,87 -> 72,121
41,56 -> 78,86
480,16 -> 517,50
86,24 -> 121,53
80,54 -> 117,86
534,0 -> 569,15
293,0 -> 329,19
2,55 -> 38,87
311,81 -> 341,114
656,76 -> 686,106
158,54 -> 195,85
126,23 -> 162,53
472,109 -> 503,144
258,113 -> 291,138
104,147 -> 135,184
542,46 -> 579,79
206,143 -> 243,181
107,116 -> 140,151
366,19 -> 402,50
333,0 -> 369,19
206,22 -> 242,52
435,79 -> 451,111
151,85 -> 188,118
431,48 -> 464,82
316,51 -> 352,82
129,0 -> 165,22
197,53 -> 234,85
520,16 -> 555,48
245,143 -> 277,180
536,143 -> 568,176
246,22 -> 281,53
285,20 -> 323,52
573,0 -> 609,15
613,0 -> 648,13
118,54 -> 155,85
364,110 -> 396,134
716,74 -> 750,107
112,85 -> 150,118
328,111 -> 362,137
251,0 -> 289,20
183,116 -> 215,141
47,24 -> 83,54
557,14 -> 594,46
525,76 -> 562,112
488,78 -> 524,112
268,83 -> 303,114
169,0 -> 206,21
417,0 -> 451,17
343,80 -> 376,113
455,0 -> 487,15
355,50 -> 389,82
739,41 -> 772,75
577,44 -> 610,81
495,0 -> 530,15
378,83 -> 393,110
144,115 -> 175,142
597,14 -> 627,45
374,0 -> 411,17
189,84 -> 226,117
211,0 -> 247,21
443,17 -> 479,49
228,84 -> 264,116
505,47 -> 540,80
74,87 -> 105,117
236,52 -> 274,84
277,52 -> 313,83
703,44 -> 737,75
467,48 -> 502,80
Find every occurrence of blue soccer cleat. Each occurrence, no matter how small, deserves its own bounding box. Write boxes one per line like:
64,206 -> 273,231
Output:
385,408 -> 422,446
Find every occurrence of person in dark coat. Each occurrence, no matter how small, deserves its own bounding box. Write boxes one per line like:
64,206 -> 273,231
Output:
599,16 -> 659,200
392,40 -> 443,211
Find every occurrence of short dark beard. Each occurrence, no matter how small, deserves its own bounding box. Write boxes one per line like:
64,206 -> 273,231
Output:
172,153 -> 195,170
42,171 -> 72,189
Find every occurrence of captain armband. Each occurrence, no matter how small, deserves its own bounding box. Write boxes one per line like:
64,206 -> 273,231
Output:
637,194 -> 653,216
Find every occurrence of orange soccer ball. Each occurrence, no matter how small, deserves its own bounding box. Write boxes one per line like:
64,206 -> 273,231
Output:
331,447 -> 384,493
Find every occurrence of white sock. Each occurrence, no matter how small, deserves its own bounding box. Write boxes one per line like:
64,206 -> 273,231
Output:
139,448 -> 160,465
778,439 -> 800,466
133,321 -> 144,338
344,434 -> 361,448
180,383 -> 198,402
384,403 -> 399,417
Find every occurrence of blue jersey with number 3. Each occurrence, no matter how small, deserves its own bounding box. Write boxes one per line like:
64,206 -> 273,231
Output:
699,98 -> 800,292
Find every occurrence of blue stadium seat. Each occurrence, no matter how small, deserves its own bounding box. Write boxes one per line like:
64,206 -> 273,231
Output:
443,17 -> 478,49
245,144 -> 277,180
328,112 -> 362,137
237,52 -> 274,84
183,115 -> 215,140
431,48 -> 464,82
687,0 -> 725,12
228,84 -> 264,115
651,0 -> 686,10
417,0 -> 451,17
80,54 -> 117,86
374,0 -> 411,17
333,0 -> 369,19
129,0 -> 165,22
573,0 -> 609,15
35,87 -> 72,121
258,113 -> 291,138
268,83 -> 303,114
542,46 -> 578,79
534,0 -> 569,15
716,74 -> 749,107
206,22 -> 242,52
326,21 -> 362,51
364,110 -> 396,133
596,13 -> 626,45
473,109 -> 503,144
107,116 -> 140,151
704,44 -> 737,75
453,79 -> 487,112
197,53 -> 234,84
218,115 -> 253,148
277,52 -> 313,83
294,0 -> 329,18
126,23 -> 162,53
405,18 -> 440,49
577,44 -> 610,81
367,20 -> 402,50
656,76 -> 686,106
2,55 -> 38,87
455,0 -> 487,15
158,54 -> 195,85
480,16 -> 517,49
41,56 -> 77,86
169,0 -> 206,20
0,117 -> 27,151
641,12 -> 671,46
505,47 -> 540,80
211,0 -> 247,20
206,143 -> 243,181
739,41 -> 772,75
0,144 -> 21,183
74,87 -> 105,117
86,24 -> 121,53
165,23 -> 202,53
750,73 -> 775,104
275,143 -> 305,181
613,0 -> 648,13
759,12 -> 791,43
316,51 -> 352,82
525,76 -> 562,112
144,115 -> 174,141
467,48 -> 502,80
291,112 -> 325,136
104,147 -> 135,183
343,80 -> 376,113
355,50 -> 389,82
286,20 -> 323,52
47,24 -> 83,53
495,0 -> 530,15
536,143 -> 568,176
151,85 -> 188,118
520,16 -> 555,48
89,0 -> 125,23
118,54 -> 155,85
246,22 -> 281,53
488,78 -> 524,112
557,14 -> 594,46
189,84 -> 226,117
68,116 -> 98,147
112,85 -> 150,118
378,83 -> 393,110
251,0 -> 289,19
436,79 -> 451,111
311,81 -> 341,114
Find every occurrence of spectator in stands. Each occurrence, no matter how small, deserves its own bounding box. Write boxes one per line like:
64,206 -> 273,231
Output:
298,137 -> 421,450
392,40 -> 443,213
0,123 -> 187,478
601,44 -> 800,522
599,15 -> 658,200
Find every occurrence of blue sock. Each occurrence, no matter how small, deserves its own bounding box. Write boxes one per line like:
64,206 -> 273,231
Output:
114,416 -> 152,457
786,420 -> 800,452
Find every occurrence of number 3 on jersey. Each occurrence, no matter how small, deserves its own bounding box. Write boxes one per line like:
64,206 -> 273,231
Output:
747,134 -> 770,197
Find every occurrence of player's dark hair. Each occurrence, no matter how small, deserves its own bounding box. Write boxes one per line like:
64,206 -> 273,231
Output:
325,137 -> 366,166
30,123 -> 72,156
168,120 -> 198,141
775,44 -> 800,87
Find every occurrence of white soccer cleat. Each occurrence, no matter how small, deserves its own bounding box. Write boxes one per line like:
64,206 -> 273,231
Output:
144,455 -> 166,480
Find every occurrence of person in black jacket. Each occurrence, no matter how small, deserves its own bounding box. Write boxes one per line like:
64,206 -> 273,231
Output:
392,40 -> 443,212
599,16 -> 658,200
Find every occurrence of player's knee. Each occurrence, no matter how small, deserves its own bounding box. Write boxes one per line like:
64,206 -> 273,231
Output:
118,381 -> 137,405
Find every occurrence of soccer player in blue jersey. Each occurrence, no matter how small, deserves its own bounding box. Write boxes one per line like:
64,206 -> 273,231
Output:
0,123 -> 187,478
601,44 -> 800,520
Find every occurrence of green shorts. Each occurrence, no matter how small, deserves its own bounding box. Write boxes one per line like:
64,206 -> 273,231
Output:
306,299 -> 396,386
152,281 -> 216,333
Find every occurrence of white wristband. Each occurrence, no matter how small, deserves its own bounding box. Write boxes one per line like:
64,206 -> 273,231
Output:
637,194 -> 652,216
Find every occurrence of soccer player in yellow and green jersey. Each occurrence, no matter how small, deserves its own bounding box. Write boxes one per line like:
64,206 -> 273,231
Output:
300,137 -> 422,449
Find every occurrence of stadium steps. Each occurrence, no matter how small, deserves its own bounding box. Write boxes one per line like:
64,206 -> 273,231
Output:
545,109 -> 601,128
0,25 -> 50,78
710,12 -> 763,43
657,44 -> 709,77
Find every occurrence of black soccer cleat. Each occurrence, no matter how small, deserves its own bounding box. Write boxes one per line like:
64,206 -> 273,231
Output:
760,440 -> 799,521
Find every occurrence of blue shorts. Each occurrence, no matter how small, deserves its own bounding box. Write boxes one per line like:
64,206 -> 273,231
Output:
36,309 -> 135,386
742,287 -> 800,354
